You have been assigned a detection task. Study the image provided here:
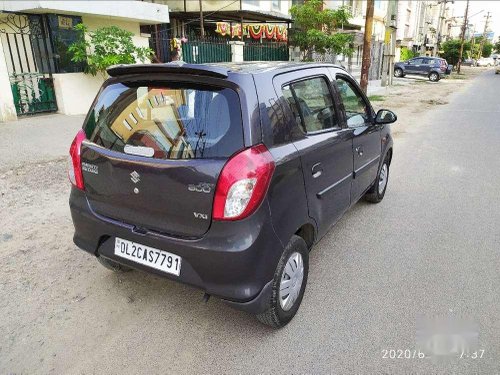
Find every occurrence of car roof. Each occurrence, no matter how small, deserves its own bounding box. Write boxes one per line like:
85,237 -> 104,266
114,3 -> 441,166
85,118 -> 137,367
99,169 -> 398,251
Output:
107,61 -> 348,79
206,61 -> 346,74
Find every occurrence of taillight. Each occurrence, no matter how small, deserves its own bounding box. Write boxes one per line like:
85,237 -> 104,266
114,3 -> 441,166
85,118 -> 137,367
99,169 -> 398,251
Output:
68,129 -> 86,190
213,144 -> 275,221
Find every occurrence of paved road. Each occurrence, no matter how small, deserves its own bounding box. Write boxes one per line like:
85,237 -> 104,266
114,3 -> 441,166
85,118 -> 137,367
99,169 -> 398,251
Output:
1,70 -> 499,374
0,114 -> 84,171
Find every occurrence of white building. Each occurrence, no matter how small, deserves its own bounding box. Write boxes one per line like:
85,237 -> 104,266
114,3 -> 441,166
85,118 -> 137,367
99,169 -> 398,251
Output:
0,1 -> 170,122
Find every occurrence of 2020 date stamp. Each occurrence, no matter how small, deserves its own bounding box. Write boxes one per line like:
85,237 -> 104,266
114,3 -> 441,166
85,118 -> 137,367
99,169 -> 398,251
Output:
381,349 -> 426,359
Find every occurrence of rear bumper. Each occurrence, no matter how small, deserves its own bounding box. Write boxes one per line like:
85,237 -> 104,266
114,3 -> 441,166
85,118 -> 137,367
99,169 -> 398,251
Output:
69,187 -> 283,313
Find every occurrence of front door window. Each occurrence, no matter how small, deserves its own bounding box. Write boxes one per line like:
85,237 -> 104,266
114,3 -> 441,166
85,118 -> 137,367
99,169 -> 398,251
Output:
335,77 -> 370,128
282,76 -> 340,133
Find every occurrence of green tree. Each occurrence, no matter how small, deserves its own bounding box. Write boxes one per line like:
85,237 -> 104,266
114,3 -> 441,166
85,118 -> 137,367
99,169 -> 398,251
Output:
470,36 -> 494,58
494,37 -> 500,53
69,24 -> 152,77
481,41 -> 493,57
442,39 -> 470,65
290,0 -> 353,61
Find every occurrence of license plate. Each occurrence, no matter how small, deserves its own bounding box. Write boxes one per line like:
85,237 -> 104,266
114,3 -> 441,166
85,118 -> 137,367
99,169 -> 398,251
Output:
114,238 -> 181,276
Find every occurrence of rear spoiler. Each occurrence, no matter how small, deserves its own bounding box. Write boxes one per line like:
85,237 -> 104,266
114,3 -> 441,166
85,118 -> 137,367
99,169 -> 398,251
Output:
107,62 -> 229,78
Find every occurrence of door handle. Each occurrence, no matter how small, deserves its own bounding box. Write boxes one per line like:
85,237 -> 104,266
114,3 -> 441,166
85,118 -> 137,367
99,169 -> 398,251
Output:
355,146 -> 364,156
311,162 -> 323,178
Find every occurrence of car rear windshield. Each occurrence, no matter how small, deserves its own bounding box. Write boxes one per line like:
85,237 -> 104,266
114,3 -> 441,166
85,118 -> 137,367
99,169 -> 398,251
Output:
83,82 -> 243,159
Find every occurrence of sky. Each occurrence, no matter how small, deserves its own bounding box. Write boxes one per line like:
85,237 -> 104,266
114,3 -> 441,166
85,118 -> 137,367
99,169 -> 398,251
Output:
451,0 -> 500,40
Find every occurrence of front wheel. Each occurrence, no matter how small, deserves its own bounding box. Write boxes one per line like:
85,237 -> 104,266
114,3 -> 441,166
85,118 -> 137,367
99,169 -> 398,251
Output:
256,235 -> 309,328
365,160 -> 389,203
394,68 -> 404,77
429,72 -> 440,82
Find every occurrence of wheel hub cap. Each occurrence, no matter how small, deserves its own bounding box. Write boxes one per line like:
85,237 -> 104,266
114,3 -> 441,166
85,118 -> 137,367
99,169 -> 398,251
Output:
378,163 -> 388,194
279,252 -> 304,311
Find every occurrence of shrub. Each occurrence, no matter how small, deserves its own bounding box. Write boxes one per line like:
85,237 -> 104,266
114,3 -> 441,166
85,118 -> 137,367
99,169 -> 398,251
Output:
400,47 -> 416,61
69,24 -> 152,77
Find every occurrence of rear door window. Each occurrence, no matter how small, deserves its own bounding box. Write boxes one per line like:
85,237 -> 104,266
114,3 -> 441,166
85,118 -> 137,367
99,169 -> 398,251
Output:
410,58 -> 424,65
84,82 -> 243,159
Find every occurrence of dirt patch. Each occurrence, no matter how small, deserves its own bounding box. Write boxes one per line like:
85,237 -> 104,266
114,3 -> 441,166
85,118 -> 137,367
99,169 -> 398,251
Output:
369,67 -> 478,133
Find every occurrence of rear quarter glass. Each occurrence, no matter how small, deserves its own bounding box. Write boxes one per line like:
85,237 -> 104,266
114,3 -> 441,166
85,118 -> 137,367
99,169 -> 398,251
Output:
83,82 -> 244,159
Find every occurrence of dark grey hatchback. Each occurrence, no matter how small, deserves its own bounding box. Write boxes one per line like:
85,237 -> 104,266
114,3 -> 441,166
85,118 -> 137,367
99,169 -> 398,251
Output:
68,62 -> 396,327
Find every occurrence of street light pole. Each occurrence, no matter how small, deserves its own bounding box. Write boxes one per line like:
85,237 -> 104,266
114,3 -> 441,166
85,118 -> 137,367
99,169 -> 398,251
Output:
457,0 -> 469,74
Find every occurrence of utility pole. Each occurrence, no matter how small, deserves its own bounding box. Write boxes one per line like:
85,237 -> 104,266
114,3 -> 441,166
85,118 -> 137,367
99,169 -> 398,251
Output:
470,24 -> 476,60
477,12 -> 491,59
360,0 -> 374,94
457,0 -> 469,74
435,0 -> 447,56
420,3 -> 429,56
199,0 -> 205,38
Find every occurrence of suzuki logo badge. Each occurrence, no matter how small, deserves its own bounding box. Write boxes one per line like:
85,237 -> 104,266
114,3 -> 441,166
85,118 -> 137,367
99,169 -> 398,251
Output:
130,171 -> 140,184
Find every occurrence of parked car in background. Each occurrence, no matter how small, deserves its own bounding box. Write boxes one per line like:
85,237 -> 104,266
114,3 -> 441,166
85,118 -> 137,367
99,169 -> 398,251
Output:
475,57 -> 495,67
68,62 -> 396,328
462,58 -> 476,67
394,57 -> 452,81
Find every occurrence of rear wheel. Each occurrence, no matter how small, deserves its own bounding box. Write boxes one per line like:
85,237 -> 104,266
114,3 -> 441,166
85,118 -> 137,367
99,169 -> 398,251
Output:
394,68 -> 404,77
256,235 -> 309,328
365,160 -> 389,203
429,72 -> 440,82
97,256 -> 133,272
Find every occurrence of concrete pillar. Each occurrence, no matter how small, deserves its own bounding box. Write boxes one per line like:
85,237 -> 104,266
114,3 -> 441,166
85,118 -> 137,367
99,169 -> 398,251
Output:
0,36 -> 17,122
229,41 -> 244,62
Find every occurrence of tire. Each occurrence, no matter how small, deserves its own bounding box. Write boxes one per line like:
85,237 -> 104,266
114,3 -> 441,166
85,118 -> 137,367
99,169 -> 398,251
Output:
256,235 -> 309,328
97,256 -> 133,272
429,72 -> 440,82
365,159 -> 389,203
394,68 -> 403,77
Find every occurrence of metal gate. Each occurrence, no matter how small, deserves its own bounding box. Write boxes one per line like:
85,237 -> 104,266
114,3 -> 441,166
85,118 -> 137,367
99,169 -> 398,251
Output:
0,13 -> 57,115
243,42 -> 289,61
181,38 -> 231,64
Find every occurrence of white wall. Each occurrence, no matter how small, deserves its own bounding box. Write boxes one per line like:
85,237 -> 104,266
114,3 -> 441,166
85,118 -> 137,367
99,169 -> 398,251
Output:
0,1 -> 169,24
0,35 -> 17,122
53,73 -> 104,115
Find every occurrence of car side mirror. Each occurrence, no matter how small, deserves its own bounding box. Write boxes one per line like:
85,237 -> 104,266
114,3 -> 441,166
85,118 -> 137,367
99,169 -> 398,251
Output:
375,109 -> 397,125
